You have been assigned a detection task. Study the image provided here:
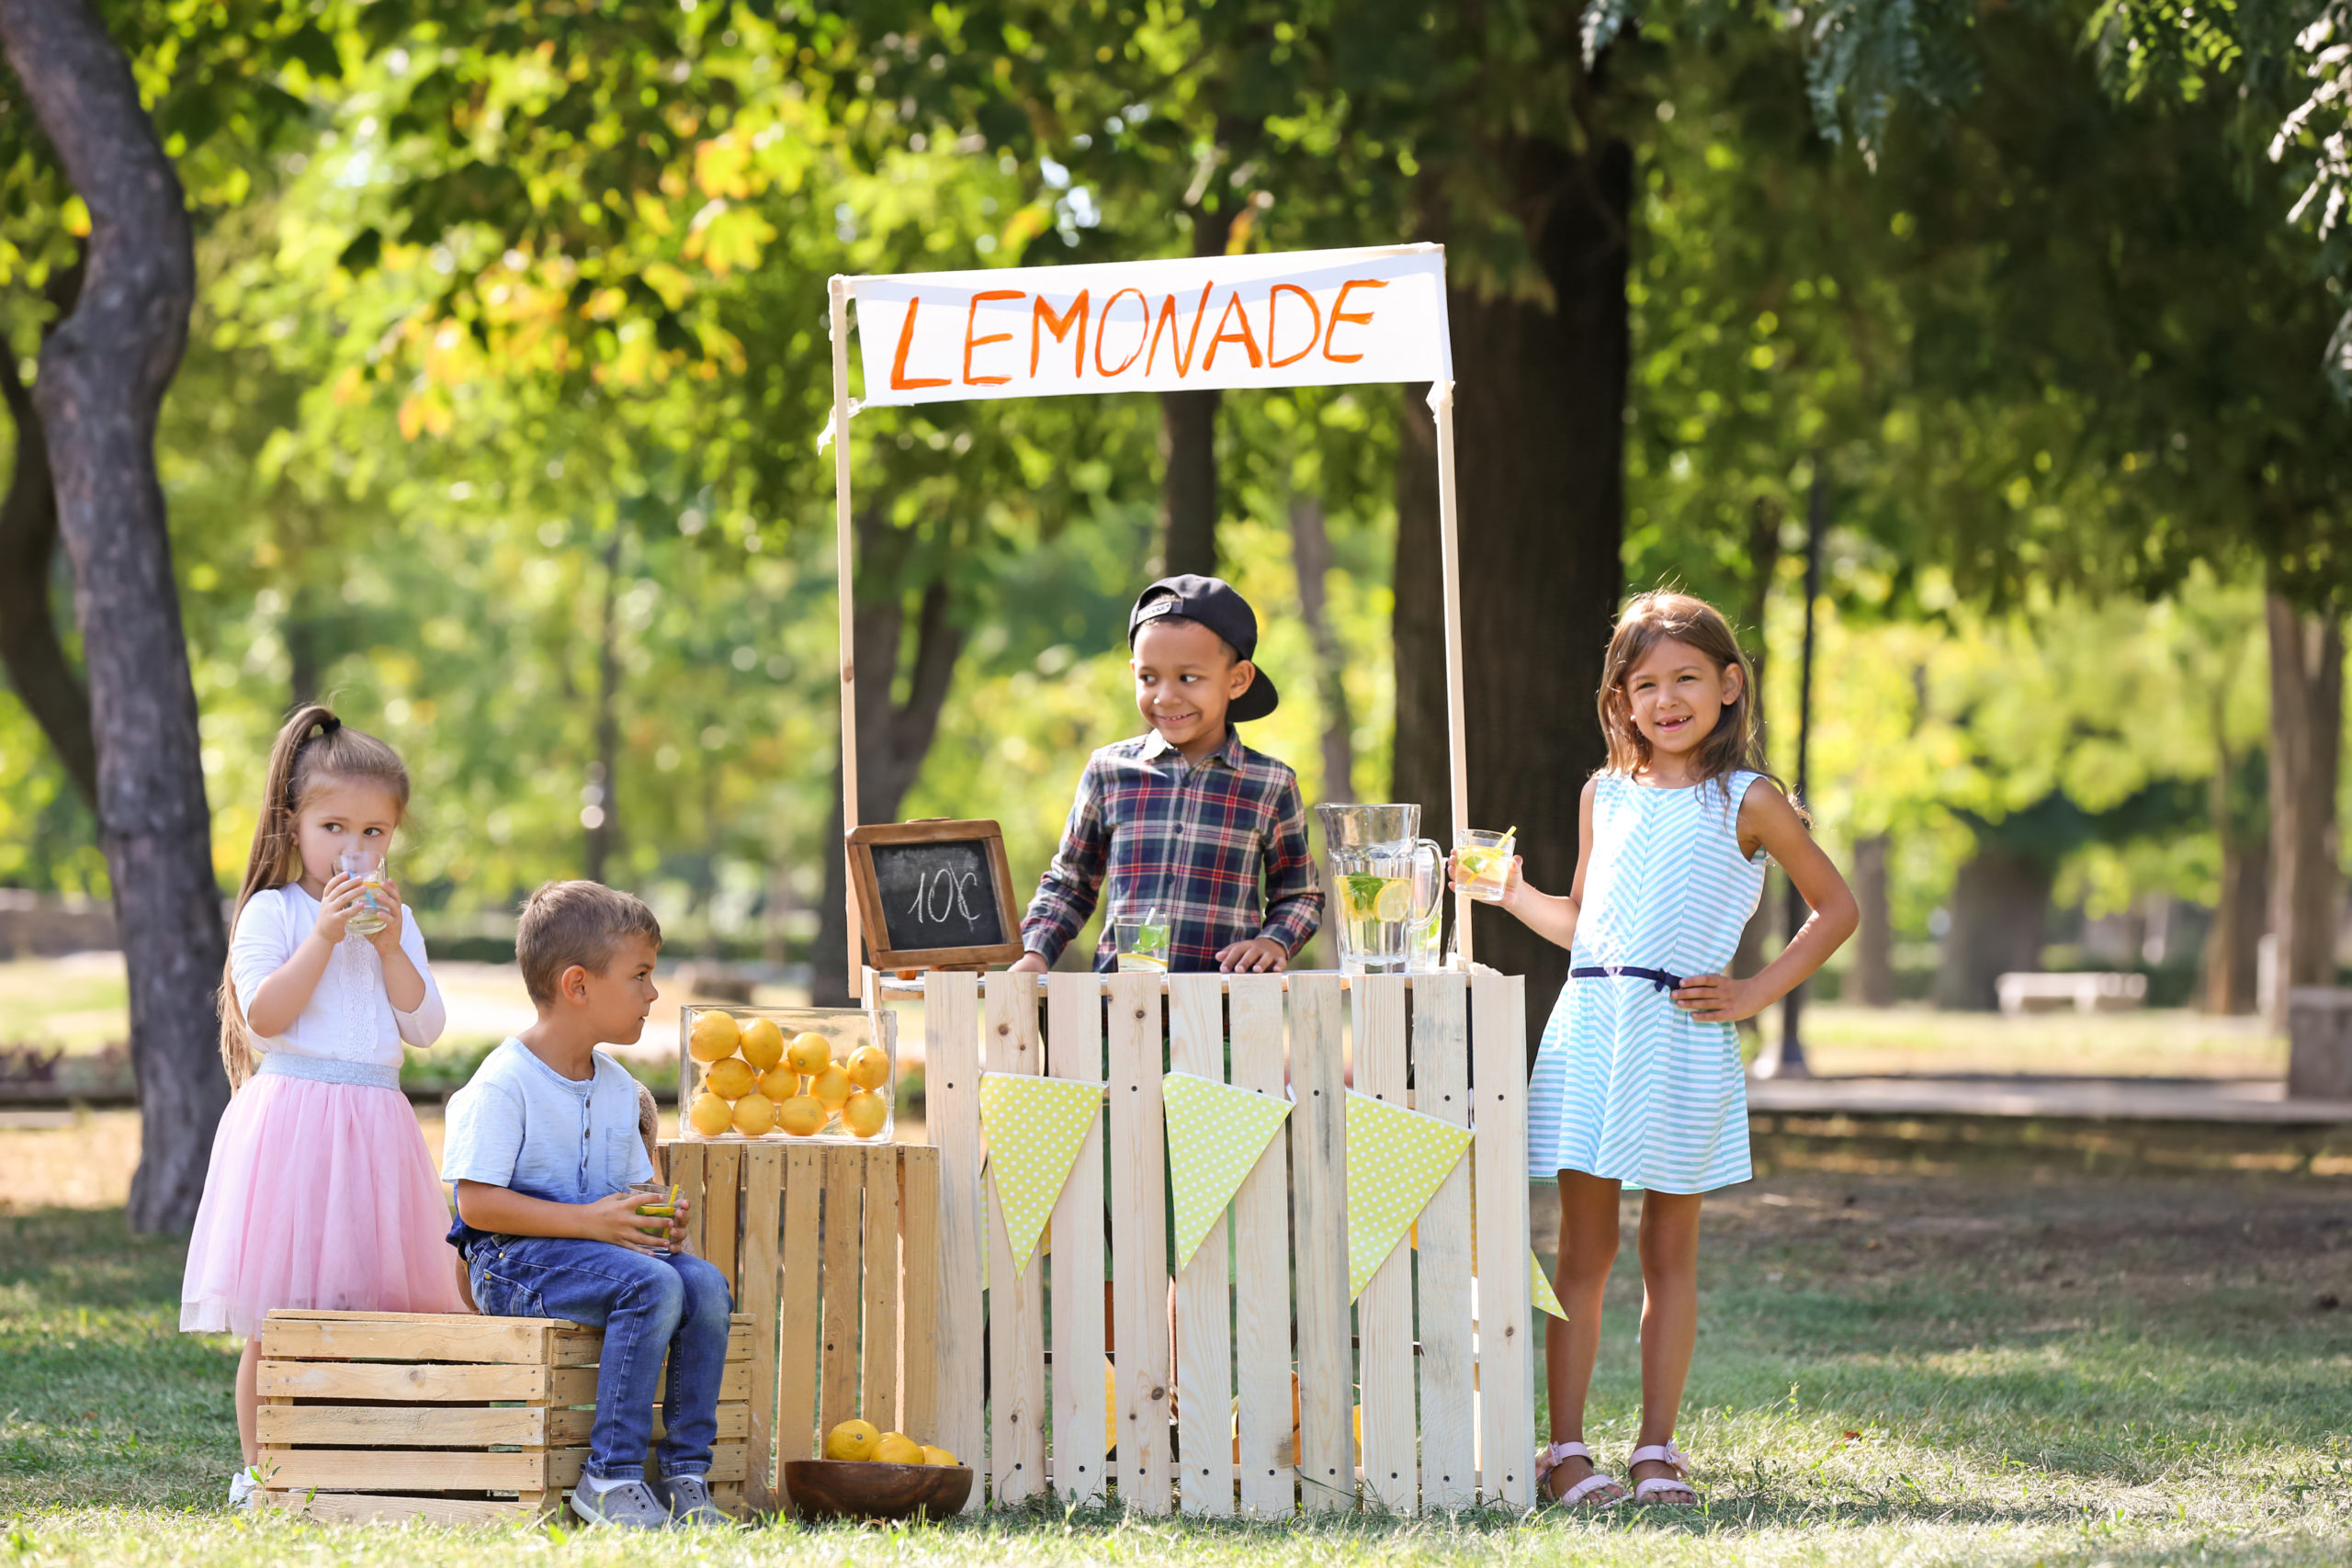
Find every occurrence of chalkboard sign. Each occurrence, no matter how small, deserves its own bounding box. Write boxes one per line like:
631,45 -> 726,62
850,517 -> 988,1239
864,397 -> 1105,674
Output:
846,819 -> 1027,972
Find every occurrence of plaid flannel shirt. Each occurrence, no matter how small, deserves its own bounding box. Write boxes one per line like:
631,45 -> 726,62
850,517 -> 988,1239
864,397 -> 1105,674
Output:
1022,729 -> 1324,972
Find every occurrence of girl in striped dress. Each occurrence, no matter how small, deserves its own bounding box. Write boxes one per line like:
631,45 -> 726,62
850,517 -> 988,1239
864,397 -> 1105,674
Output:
1461,592 -> 1855,1507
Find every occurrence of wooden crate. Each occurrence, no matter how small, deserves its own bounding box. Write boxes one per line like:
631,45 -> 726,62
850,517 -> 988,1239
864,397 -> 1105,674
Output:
657,1140 -> 940,1515
256,1307 -> 755,1524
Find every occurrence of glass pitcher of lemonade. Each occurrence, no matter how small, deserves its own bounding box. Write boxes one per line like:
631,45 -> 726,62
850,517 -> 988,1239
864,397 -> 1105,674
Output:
1315,804 -> 1443,976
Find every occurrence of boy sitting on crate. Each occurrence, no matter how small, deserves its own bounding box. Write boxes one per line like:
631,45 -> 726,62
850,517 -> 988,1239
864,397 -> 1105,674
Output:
440,881 -> 734,1530
1010,575 -> 1324,976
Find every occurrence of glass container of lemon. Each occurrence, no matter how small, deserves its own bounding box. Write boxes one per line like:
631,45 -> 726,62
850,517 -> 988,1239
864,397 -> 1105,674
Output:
680,1006 -> 896,1143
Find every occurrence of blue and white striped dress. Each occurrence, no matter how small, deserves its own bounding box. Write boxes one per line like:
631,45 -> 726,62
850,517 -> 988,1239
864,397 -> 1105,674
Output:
1526,770 -> 1768,1193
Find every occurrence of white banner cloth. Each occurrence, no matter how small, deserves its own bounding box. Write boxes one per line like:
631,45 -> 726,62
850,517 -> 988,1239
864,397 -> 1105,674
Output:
849,244 -> 1452,406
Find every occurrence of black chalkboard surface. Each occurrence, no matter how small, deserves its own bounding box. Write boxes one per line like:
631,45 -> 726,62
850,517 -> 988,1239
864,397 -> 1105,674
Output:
846,819 -> 1026,971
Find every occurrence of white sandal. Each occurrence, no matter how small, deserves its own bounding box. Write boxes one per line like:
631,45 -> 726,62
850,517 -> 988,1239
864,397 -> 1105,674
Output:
1534,1440 -> 1625,1507
1626,1442 -> 1695,1505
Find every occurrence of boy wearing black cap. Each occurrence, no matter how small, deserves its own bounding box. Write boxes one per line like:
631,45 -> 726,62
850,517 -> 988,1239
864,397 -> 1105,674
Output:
1011,574 -> 1324,975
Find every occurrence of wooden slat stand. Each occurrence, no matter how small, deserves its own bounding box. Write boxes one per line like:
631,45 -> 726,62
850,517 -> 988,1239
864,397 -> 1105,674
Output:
255,1309 -> 753,1524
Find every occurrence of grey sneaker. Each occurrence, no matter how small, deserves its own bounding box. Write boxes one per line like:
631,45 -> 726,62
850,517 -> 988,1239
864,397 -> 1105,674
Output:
570,1476 -> 670,1529
658,1472 -> 733,1527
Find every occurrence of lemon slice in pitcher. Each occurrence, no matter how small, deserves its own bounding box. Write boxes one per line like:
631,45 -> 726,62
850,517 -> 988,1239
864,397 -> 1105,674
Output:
1340,874 -> 1387,920
1374,878 -> 1414,922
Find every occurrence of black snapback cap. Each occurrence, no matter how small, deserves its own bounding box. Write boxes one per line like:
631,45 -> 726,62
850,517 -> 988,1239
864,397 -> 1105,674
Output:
1127,573 -> 1279,723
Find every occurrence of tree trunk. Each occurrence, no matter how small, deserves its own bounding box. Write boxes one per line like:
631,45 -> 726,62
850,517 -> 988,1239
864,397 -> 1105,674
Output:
1931,840 -> 2053,1010
1155,203 -> 1236,579
583,526 -> 623,884
1287,495 -> 1352,805
1850,832 -> 1896,1006
2205,830 -> 2267,1014
0,257 -> 98,809
1728,496 -> 1779,1005
813,515 -> 967,1006
2265,591 -> 2344,1028
0,0 -> 225,1232
1394,131 -> 1633,1056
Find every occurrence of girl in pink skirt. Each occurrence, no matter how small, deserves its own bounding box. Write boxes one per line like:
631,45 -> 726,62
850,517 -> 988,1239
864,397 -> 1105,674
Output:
180,705 -> 465,1509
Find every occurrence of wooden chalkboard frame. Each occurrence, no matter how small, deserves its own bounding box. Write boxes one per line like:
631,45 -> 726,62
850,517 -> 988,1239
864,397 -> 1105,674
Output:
846,818 -> 1028,972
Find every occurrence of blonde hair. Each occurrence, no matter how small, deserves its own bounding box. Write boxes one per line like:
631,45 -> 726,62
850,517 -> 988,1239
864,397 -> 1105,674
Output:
1597,591 -> 1785,807
218,705 -> 411,1088
515,881 -> 662,1007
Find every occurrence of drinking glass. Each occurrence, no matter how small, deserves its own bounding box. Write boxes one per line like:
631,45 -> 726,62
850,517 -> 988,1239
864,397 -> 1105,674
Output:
1114,912 -> 1170,972
338,846 -> 389,936
1453,828 -> 1517,904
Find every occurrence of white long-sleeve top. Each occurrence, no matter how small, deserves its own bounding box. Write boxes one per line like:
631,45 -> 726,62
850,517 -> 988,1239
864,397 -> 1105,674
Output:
229,884 -> 446,1066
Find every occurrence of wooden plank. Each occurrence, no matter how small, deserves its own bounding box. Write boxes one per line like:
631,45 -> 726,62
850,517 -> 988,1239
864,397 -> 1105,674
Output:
260,1492 -> 549,1526
820,1146 -> 864,1439
984,970 -> 1047,1503
899,1147 -> 942,1447
548,1328 -> 605,1368
861,1145 -> 902,1433
926,968 -> 986,1508
259,1448 -> 562,1494
264,1310 -> 574,1326
1167,972 -> 1234,1517
672,1140 -> 710,1263
1411,973 -> 1477,1511
255,1360 -> 553,1404
1105,972 -> 1171,1512
703,1142 -> 744,1291
1471,971 -> 1532,1507
1227,973 -> 1294,1517
1353,974 -> 1416,1514
1045,963 -> 1107,1506
739,1141 -> 785,1512
1287,971 -> 1351,1512
718,1361 -> 749,1403
256,1404 -> 549,1448
775,1145 -> 824,1508
258,1318 -> 553,1367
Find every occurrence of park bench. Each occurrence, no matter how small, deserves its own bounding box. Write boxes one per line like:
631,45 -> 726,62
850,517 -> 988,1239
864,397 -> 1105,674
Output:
1994,970 -> 2149,1016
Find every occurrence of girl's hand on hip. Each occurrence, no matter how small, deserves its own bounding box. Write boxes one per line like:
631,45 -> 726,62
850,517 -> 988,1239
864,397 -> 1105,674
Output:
310,874 -> 367,943
581,1192 -> 669,1253
1672,972 -> 1762,1023
362,879 -> 406,955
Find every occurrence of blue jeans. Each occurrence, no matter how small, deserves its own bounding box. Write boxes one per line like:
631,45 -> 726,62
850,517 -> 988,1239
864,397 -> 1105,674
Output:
469,1236 -> 733,1483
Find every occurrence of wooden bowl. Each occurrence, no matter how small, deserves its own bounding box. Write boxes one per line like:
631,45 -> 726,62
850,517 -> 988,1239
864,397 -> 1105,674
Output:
783,1459 -> 974,1522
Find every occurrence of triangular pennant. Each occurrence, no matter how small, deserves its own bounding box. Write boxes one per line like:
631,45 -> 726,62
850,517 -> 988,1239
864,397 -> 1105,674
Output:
979,1074 -> 1102,1275
1161,1071 -> 1293,1270
1532,1251 -> 1568,1320
1343,1090 -> 1472,1300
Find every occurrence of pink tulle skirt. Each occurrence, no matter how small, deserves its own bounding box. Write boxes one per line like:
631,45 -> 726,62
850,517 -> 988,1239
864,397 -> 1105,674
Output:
179,1071 -> 467,1337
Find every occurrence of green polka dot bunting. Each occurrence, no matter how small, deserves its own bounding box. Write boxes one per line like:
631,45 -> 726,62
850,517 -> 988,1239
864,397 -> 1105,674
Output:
1343,1089 -> 1473,1301
1161,1071 -> 1294,1270
979,1072 -> 1103,1275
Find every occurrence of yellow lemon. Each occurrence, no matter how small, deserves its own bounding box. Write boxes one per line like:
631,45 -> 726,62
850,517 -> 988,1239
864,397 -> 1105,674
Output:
874,1432 -> 924,1466
786,1032 -> 832,1075
920,1444 -> 956,1468
687,1093 -> 733,1138
757,1065 -> 797,1101
776,1095 -> 827,1137
840,1090 -> 888,1140
1105,1358 -> 1119,1453
688,1010 -> 741,1063
1374,878 -> 1413,922
843,1044 -> 890,1090
808,1065 -> 854,1111
730,1091 -> 775,1136
704,1056 -> 754,1100
823,1418 -> 880,1462
739,1018 -> 786,1071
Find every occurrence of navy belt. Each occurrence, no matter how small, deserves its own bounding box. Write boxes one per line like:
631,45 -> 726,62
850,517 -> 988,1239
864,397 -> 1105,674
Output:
1570,964 -> 1683,995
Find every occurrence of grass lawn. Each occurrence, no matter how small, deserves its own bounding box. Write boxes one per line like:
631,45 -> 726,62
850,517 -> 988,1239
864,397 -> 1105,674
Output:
4,1114 -> 2348,1566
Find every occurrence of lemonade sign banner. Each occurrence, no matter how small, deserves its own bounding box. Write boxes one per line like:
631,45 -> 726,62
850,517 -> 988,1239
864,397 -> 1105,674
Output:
1343,1089 -> 1473,1301
1161,1071 -> 1294,1270
849,245 -> 1453,407
979,1072 -> 1103,1275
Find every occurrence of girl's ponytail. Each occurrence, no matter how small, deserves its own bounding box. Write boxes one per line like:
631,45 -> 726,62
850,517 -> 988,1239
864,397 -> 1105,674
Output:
217,705 -> 411,1089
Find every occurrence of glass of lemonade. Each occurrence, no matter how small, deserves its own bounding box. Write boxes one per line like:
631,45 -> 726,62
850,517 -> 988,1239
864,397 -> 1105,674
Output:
1114,911 -> 1170,972
1453,828 -> 1517,904
338,847 -> 389,935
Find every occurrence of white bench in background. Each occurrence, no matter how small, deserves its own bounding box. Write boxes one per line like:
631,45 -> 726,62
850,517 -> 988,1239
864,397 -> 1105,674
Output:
1995,971 -> 2148,1016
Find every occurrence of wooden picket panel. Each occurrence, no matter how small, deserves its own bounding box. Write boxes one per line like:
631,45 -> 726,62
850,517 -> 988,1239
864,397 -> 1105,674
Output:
703,1142 -> 742,1289
739,1142 -> 783,1512
1106,970 -> 1173,1511
1352,974 -> 1416,1512
985,972 -> 1047,1504
818,1147 -> 863,1437
926,969 -> 986,1509
1410,973 -> 1478,1510
774,1145 -> 823,1507
1471,970 -> 1532,1507
1288,973 -> 1352,1512
1227,973 -> 1295,1517
1168,972 -> 1234,1516
1045,968 -> 1108,1506
898,1149 -> 941,1447
860,1145 -> 902,1434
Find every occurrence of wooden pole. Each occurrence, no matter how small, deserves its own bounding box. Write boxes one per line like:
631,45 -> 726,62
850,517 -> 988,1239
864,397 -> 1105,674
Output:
830,276 -> 864,985
1431,378 -> 1473,964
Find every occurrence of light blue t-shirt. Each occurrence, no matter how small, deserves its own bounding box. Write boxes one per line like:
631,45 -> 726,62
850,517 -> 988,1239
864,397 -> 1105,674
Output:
441,1038 -> 655,1205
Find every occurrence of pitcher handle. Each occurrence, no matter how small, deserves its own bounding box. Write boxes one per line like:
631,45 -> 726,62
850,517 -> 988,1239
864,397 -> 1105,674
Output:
1411,839 -> 1445,917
